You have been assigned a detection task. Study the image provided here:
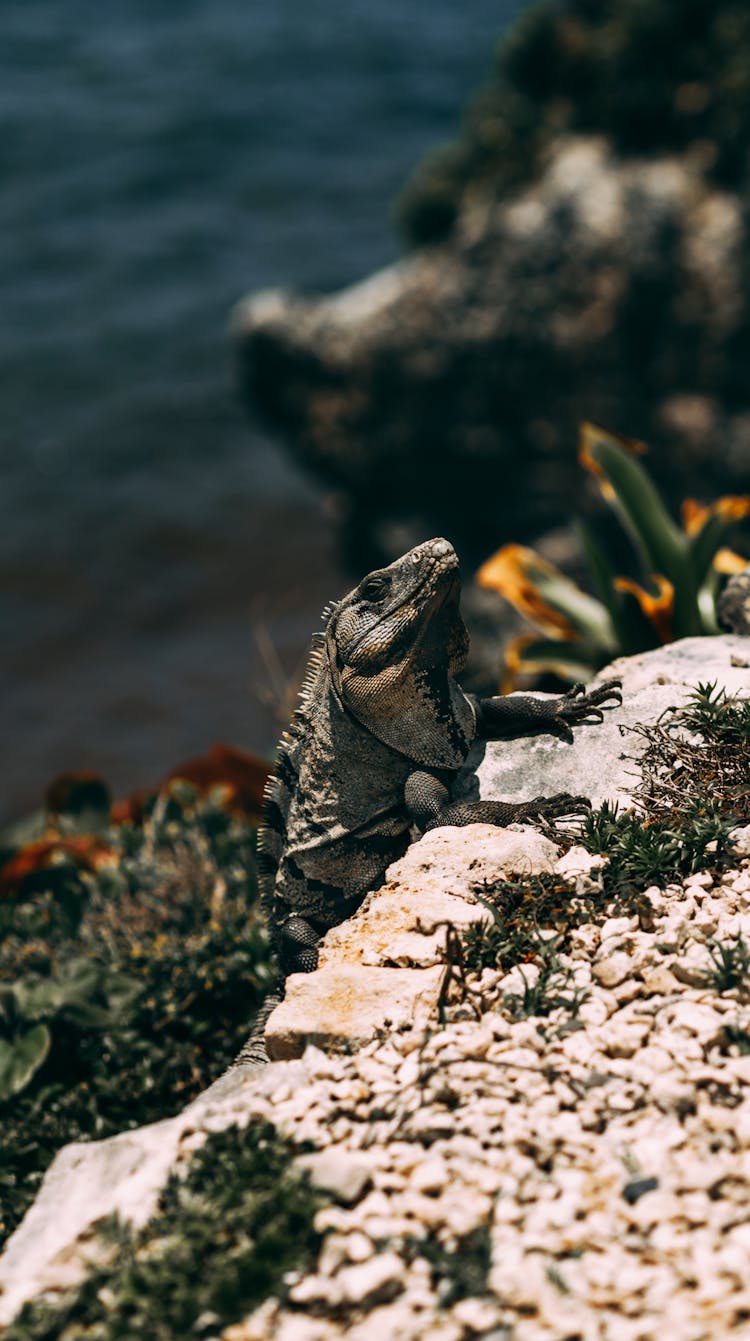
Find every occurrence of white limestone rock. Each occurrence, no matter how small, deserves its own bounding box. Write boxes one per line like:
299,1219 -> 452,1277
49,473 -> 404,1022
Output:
455,636 -> 750,812
265,966 -> 445,1062
300,1149 -> 374,1205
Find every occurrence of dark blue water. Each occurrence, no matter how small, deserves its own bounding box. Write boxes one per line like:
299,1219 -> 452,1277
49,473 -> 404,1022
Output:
1,0 -> 527,824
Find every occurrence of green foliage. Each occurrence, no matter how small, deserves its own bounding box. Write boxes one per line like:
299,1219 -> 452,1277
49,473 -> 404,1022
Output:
577,682 -> 748,891
502,937 -> 588,1021
580,798 -> 734,890
462,873 -> 605,987
460,685 -> 749,1009
681,680 -> 750,743
706,937 -> 750,995
478,425 -> 749,685
411,1226 -> 492,1307
5,1122 -> 321,1341
0,785 -> 273,1247
461,918 -> 511,974
0,1024 -> 50,1102
397,0 -> 750,245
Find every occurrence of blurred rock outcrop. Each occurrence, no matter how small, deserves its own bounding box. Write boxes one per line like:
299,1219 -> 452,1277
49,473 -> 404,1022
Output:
234,1 -> 750,565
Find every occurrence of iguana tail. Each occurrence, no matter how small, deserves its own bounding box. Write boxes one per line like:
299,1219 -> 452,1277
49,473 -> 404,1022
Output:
232,992 -> 282,1069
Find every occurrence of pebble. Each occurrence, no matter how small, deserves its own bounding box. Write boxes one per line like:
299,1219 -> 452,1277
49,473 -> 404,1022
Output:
211,848 -> 750,1341
336,1252 -> 406,1307
592,952 -> 633,987
302,1149 -> 374,1204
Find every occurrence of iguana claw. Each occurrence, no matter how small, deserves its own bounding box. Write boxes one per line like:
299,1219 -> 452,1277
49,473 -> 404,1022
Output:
522,792 -> 592,820
551,678 -> 623,742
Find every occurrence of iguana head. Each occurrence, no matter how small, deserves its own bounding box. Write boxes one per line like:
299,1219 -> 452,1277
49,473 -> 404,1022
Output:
325,538 -> 475,768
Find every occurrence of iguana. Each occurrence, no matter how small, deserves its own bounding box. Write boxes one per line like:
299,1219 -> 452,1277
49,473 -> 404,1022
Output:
238,537 -> 620,1064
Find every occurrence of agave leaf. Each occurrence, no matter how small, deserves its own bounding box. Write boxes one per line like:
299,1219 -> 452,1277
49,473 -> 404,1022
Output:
697,580 -> 721,634
713,547 -> 750,575
606,582 -> 665,652
579,424 -> 689,582
502,634 -> 602,688
477,544 -> 615,650
573,520 -> 640,651
681,497 -> 750,587
0,1023 -> 51,1100
613,576 -> 674,644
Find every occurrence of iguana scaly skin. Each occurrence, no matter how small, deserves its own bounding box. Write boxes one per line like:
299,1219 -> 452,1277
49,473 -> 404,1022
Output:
239,538 -> 620,1064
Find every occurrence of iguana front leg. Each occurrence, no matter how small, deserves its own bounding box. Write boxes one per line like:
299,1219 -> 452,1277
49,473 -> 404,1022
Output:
404,771 -> 590,834
276,913 -> 323,975
472,679 -> 622,744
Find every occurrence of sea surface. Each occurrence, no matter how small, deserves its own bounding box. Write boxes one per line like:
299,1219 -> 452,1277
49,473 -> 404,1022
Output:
1,0 -> 527,824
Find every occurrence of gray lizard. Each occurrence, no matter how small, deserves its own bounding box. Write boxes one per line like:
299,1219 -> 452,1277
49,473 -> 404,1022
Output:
237,538 -> 620,1064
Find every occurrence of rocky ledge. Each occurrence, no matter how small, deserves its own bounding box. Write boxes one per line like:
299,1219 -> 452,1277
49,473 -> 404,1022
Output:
2,636 -> 750,1339
233,134 -> 750,564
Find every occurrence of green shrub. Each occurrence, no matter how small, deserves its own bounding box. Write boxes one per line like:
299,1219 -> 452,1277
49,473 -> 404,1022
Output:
5,1122 -> 321,1341
0,785 -> 272,1247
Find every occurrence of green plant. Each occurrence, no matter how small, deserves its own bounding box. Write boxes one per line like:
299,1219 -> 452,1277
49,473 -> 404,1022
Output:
5,1122 -> 321,1341
0,783 -> 273,1248
576,683 -> 749,891
477,424 -> 749,685
502,939 -> 588,1021
681,680 -> 750,743
460,874 -> 605,1003
461,918 -> 512,974
411,1226 -> 492,1306
456,686 -> 749,1027
706,937 -> 750,995
580,798 -> 734,890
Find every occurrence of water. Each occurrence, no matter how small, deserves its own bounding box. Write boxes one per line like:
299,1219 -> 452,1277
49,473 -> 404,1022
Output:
1,0 -> 527,825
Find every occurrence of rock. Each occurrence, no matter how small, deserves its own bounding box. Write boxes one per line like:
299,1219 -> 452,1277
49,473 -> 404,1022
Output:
593,960 -> 633,992
450,1297 -> 502,1334
555,846 -> 606,889
301,1150 -> 373,1205
731,824 -> 750,858
663,1001 -> 725,1045
640,966 -> 681,996
382,822 -> 560,893
455,637 -> 750,811
718,567 -> 750,635
233,133 -> 750,564
336,1252 -> 405,1307
287,1274 -> 343,1308
410,1158 -> 449,1196
265,966 -> 444,1062
312,823 -> 558,974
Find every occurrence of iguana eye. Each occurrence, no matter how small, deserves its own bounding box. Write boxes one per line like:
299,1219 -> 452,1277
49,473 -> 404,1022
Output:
362,577 -> 389,602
